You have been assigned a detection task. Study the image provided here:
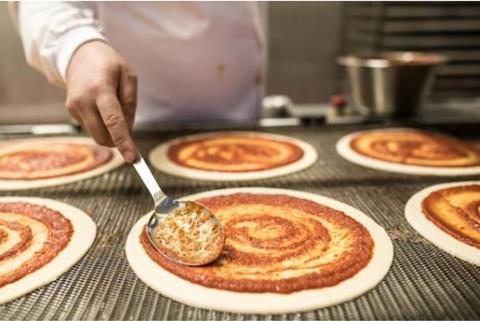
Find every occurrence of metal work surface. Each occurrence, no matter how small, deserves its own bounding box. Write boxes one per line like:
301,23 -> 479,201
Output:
1,125 -> 479,320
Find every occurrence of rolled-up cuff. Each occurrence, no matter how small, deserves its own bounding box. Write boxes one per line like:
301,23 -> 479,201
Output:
56,26 -> 107,82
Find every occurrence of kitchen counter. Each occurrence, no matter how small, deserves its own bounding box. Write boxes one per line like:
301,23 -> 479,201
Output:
1,124 -> 479,320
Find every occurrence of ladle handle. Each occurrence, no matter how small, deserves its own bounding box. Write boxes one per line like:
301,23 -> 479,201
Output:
133,156 -> 165,203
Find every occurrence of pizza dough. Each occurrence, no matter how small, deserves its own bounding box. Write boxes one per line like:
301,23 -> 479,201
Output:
126,188 -> 393,313
0,197 -> 96,303
405,181 -> 480,266
149,132 -> 317,181
0,137 -> 124,190
336,128 -> 480,176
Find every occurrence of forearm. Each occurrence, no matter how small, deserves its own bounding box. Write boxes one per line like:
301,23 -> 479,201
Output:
11,1 -> 106,87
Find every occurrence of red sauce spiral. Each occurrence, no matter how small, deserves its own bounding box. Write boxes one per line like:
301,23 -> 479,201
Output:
351,130 -> 480,167
422,185 -> 480,248
168,135 -> 304,172
0,202 -> 73,287
0,142 -> 112,180
140,193 -> 374,293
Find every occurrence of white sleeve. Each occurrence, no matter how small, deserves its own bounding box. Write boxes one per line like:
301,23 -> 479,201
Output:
10,1 -> 107,87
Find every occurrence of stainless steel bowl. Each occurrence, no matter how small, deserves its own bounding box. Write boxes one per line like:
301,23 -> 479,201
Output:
337,52 -> 447,118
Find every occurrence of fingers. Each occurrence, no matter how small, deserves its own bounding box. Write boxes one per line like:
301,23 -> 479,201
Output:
96,92 -> 138,163
66,95 -> 113,147
66,91 -> 136,162
81,107 -> 114,147
118,67 -> 137,130
64,41 -> 138,163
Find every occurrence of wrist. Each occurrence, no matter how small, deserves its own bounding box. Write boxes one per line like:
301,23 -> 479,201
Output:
58,26 -> 107,84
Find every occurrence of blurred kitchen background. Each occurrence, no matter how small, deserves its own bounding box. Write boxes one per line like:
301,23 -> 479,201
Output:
1,1 -> 480,125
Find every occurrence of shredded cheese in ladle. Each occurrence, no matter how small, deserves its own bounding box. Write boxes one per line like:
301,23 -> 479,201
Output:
153,201 -> 224,266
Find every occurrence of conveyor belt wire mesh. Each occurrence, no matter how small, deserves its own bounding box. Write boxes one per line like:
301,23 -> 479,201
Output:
0,125 -> 479,320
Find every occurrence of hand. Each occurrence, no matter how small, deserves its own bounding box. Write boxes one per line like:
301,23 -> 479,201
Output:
65,40 -> 138,163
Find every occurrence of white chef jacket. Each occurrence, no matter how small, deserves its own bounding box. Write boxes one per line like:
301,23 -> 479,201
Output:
11,2 -> 267,125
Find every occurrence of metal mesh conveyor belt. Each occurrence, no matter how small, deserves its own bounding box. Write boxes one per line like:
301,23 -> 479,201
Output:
0,125 -> 479,320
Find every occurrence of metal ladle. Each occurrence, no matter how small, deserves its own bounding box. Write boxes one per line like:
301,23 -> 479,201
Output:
133,156 -> 224,266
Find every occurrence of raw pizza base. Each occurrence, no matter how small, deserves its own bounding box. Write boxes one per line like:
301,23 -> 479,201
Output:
336,128 -> 480,176
0,196 -> 96,304
0,137 -> 124,190
126,187 -> 393,314
405,181 -> 480,266
149,132 -> 318,181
